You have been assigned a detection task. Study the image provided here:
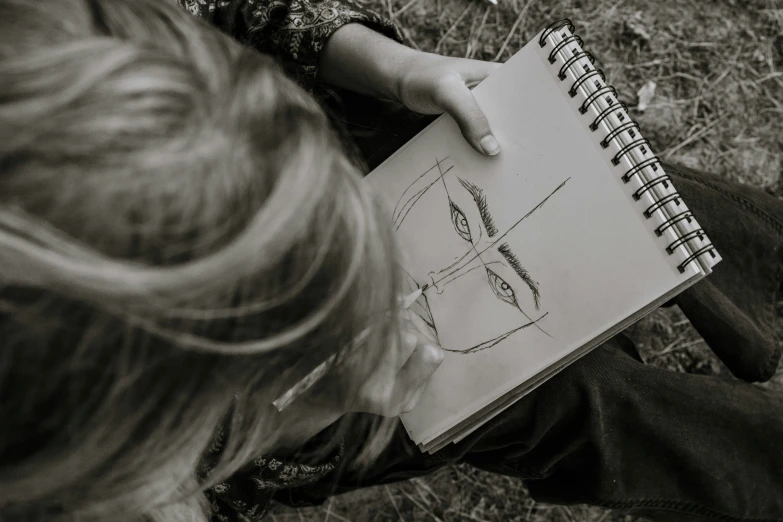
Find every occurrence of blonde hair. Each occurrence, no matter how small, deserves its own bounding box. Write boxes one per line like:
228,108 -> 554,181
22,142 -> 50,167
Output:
0,0 -> 402,520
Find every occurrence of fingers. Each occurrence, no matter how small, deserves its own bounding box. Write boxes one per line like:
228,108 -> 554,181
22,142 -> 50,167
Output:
397,338 -> 444,414
353,323 -> 444,417
406,309 -> 438,345
400,330 -> 420,363
375,319 -> 419,371
436,76 -> 500,156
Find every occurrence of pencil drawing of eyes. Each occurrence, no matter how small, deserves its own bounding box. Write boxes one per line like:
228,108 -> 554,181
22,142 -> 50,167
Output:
454,176 -> 541,310
449,201 -> 472,242
458,178 -> 498,237
486,268 -> 517,306
390,156 -> 570,354
498,242 -> 541,309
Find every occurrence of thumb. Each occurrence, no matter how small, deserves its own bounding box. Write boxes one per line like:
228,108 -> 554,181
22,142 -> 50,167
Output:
436,78 -> 500,156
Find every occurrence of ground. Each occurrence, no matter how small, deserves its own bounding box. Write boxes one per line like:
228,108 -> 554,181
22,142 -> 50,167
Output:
273,0 -> 783,519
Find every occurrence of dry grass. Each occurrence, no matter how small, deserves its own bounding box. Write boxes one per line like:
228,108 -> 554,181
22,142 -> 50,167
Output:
273,0 -> 782,519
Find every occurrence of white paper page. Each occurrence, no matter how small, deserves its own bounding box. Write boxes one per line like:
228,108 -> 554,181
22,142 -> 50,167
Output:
366,39 -> 689,444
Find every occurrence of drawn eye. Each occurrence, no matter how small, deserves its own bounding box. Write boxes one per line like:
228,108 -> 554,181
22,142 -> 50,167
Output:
486,268 -> 517,307
449,201 -> 472,242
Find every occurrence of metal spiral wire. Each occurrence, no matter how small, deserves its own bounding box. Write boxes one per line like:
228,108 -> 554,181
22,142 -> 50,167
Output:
540,19 -> 716,273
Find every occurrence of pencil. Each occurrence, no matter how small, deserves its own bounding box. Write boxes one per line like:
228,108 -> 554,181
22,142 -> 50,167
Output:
271,286 -> 428,412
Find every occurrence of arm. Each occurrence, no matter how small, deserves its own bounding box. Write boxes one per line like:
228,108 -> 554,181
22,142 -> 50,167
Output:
317,23 -> 417,103
176,0 -> 402,89
177,0 -> 502,155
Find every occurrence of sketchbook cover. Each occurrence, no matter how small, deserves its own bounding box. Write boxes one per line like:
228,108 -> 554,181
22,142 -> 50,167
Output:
365,32 -> 702,445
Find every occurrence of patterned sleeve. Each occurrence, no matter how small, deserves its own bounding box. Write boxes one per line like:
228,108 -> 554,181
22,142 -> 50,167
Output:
176,0 -> 403,89
200,426 -> 344,521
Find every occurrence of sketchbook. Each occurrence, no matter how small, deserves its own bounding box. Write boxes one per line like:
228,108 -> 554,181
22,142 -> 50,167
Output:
365,19 -> 721,453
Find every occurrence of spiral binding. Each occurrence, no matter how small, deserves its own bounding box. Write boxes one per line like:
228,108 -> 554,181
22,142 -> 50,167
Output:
539,19 -> 717,274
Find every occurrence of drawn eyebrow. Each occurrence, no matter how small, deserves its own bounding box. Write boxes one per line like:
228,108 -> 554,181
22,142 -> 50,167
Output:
457,177 -> 498,237
497,242 -> 540,309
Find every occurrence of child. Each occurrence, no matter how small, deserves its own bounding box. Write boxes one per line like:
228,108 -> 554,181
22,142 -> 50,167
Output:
1,1 -> 781,521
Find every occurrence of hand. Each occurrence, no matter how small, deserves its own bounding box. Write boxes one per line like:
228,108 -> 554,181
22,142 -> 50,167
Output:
397,53 -> 502,156
350,311 -> 444,417
268,312 -> 442,454
319,24 -> 501,155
